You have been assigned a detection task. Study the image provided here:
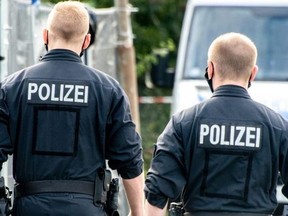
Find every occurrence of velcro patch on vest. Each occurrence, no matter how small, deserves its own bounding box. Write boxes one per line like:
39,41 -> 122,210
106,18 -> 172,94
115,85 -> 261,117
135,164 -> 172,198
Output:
26,79 -> 89,106
197,119 -> 262,151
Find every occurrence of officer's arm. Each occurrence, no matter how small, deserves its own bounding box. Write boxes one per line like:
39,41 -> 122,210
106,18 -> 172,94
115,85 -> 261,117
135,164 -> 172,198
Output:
144,200 -> 166,216
122,172 -> 145,216
144,114 -> 186,215
0,87 -> 12,170
280,121 -> 288,198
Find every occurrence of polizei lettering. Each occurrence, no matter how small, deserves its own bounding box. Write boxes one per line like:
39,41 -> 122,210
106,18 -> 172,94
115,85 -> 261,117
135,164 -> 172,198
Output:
198,123 -> 262,150
27,80 -> 89,106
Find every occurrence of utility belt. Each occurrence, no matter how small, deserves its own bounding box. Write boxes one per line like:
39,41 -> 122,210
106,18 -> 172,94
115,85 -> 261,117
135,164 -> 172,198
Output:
169,202 -> 271,216
14,180 -> 95,198
14,169 -> 119,216
184,213 -> 271,216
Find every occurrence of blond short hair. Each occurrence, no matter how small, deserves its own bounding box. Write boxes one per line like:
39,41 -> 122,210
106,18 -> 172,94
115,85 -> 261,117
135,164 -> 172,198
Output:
47,1 -> 89,42
208,32 -> 257,80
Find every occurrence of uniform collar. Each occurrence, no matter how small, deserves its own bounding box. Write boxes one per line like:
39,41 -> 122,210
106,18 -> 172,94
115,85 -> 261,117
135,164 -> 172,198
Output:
40,49 -> 83,63
212,85 -> 251,99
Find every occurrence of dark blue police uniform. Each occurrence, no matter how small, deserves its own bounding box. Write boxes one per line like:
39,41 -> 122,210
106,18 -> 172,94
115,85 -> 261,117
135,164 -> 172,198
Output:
0,49 -> 143,215
145,85 -> 288,215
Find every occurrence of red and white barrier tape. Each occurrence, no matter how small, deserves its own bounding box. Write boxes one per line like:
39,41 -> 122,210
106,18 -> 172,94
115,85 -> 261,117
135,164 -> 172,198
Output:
138,96 -> 172,104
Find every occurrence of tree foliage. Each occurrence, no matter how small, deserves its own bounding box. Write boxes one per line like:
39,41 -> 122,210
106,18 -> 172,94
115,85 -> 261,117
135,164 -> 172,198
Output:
131,0 -> 186,80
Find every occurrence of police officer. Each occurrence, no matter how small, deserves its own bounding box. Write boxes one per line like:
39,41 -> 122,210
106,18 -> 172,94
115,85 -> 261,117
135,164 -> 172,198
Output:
144,32 -> 288,216
0,1 -> 144,215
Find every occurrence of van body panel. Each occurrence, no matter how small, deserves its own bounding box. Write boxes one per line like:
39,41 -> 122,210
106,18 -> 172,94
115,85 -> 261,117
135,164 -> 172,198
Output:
191,0 -> 288,7
173,80 -> 288,119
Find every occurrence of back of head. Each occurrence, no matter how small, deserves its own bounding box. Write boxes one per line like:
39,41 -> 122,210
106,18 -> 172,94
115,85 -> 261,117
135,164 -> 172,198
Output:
208,32 -> 258,81
47,1 -> 89,44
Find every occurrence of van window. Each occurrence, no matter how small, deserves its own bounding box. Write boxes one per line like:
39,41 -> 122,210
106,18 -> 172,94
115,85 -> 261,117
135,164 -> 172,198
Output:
184,6 -> 288,81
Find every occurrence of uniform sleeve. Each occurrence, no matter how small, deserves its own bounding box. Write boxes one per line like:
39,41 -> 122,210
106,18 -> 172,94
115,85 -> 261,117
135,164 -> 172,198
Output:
144,115 -> 186,208
279,121 -> 288,198
0,85 -> 13,170
105,86 -> 143,179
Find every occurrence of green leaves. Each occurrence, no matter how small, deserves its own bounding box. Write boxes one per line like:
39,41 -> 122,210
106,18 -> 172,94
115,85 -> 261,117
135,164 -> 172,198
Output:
130,0 -> 185,78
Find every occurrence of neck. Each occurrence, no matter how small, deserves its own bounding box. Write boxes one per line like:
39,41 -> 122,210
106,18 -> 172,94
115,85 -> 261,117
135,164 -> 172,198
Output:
47,42 -> 82,56
214,79 -> 248,90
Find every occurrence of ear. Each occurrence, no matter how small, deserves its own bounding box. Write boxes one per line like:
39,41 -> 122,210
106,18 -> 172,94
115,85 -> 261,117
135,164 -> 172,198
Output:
82,34 -> 91,50
249,65 -> 258,82
43,29 -> 48,44
207,61 -> 214,79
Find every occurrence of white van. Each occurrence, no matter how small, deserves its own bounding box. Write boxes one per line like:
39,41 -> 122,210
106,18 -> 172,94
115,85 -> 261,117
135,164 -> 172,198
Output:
171,0 -> 288,214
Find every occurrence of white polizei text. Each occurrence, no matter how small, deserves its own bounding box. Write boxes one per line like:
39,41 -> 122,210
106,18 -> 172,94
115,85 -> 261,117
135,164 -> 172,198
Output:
27,82 -> 89,104
199,124 -> 261,148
